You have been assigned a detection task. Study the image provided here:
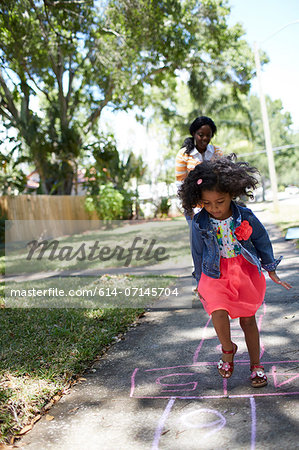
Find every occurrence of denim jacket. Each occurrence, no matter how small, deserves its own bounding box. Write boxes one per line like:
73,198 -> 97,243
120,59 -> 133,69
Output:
191,201 -> 282,284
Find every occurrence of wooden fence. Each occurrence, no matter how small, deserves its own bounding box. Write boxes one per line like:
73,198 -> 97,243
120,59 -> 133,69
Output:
0,195 -> 100,242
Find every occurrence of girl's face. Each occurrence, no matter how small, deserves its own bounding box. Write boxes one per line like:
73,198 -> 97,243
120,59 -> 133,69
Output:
201,190 -> 232,220
193,125 -> 213,153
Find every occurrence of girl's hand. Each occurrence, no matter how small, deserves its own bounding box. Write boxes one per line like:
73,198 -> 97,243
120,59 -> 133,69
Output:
198,291 -> 205,301
268,271 -> 292,290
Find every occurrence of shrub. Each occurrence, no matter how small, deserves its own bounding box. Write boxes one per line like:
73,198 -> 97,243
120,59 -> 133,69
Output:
118,189 -> 134,219
85,185 -> 124,220
156,197 -> 171,217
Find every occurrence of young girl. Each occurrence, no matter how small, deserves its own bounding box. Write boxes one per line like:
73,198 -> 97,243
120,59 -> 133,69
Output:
178,156 -> 292,388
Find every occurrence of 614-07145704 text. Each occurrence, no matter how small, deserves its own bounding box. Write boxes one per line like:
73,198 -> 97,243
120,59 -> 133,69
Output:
97,287 -> 179,297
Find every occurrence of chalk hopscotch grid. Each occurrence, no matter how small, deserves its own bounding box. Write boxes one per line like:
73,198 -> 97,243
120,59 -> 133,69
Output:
129,300 -> 298,449
130,302 -> 299,399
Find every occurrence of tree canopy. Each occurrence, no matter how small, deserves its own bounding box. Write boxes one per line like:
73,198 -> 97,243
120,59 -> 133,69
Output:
0,0 -> 256,194
236,95 -> 299,188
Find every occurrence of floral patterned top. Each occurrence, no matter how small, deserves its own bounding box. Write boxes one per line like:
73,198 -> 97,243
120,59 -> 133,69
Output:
210,216 -> 241,258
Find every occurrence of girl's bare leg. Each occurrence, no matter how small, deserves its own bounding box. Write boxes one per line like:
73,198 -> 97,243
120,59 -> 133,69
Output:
239,315 -> 260,365
239,315 -> 266,386
211,309 -> 235,364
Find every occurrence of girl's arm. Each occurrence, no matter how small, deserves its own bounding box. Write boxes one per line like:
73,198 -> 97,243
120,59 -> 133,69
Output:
191,219 -> 204,285
247,211 -> 292,289
249,213 -> 281,269
268,271 -> 292,290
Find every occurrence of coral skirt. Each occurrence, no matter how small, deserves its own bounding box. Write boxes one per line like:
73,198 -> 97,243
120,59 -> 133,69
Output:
197,254 -> 266,319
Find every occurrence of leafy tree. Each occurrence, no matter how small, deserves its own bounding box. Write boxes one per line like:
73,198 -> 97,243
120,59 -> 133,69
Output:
158,77 -> 298,196
83,132 -> 147,218
1,0 -> 256,194
0,149 -> 27,195
149,75 -> 259,167
230,95 -> 298,187
83,132 -> 147,190
216,94 -> 298,190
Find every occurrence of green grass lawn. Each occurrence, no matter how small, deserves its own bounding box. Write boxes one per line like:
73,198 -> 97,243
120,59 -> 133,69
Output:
0,306 -> 144,442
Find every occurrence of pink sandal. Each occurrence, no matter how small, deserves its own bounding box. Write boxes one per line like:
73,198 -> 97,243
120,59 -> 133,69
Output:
250,365 -> 268,388
217,343 -> 238,378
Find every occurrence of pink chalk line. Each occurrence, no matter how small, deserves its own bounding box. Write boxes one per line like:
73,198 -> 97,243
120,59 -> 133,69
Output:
156,373 -> 198,392
260,343 -> 265,360
251,360 -> 299,365
250,397 -> 256,450
140,359 -> 299,372
130,360 -> 299,396
258,302 -> 267,359
223,378 -> 228,396
257,301 -> 267,332
130,364 -> 299,398
219,359 -> 299,365
151,397 -> 175,450
271,366 -> 299,388
133,391 -> 299,400
192,316 -> 212,364
130,368 -> 139,397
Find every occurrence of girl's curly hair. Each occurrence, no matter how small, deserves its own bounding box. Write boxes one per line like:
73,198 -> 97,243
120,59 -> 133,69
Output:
178,155 -> 259,214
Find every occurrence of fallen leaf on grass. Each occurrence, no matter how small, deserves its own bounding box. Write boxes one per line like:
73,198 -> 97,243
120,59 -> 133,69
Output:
17,424 -> 33,435
44,400 -> 54,410
32,414 -> 41,424
45,415 -> 54,421
62,388 -> 71,395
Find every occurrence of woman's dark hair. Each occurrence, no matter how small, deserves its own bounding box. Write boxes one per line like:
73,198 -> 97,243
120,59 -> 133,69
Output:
178,155 -> 259,214
182,116 -> 217,154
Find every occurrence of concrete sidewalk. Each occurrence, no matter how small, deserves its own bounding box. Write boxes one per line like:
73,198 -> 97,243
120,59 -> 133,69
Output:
19,208 -> 299,449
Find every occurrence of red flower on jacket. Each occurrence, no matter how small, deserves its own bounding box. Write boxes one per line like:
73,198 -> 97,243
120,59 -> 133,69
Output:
234,220 -> 252,241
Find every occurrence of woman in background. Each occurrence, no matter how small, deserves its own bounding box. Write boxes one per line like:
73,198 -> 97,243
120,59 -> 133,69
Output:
175,116 -> 223,221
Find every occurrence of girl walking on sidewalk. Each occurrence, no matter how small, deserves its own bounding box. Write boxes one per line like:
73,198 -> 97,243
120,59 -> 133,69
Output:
178,156 -> 292,387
